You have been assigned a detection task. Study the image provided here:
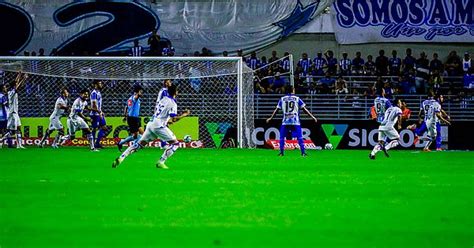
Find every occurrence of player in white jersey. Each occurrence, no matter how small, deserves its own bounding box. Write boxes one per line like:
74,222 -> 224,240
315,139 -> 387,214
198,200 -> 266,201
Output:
112,85 -> 190,169
266,85 -> 318,156
423,97 -> 450,152
60,89 -> 96,151
0,72 -> 27,148
156,79 -> 172,148
38,88 -> 69,148
407,92 -> 436,145
373,89 -> 392,123
369,99 -> 403,159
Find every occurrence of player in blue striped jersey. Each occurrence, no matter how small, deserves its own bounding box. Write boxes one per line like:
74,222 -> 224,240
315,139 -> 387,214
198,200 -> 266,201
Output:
312,52 -> 327,76
408,92 -> 436,144
373,89 -> 392,123
266,85 -> 318,156
90,80 -> 106,149
0,84 -> 8,147
117,85 -> 144,151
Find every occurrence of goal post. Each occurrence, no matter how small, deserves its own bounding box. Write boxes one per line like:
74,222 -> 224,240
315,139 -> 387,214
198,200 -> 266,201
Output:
0,56 -> 255,148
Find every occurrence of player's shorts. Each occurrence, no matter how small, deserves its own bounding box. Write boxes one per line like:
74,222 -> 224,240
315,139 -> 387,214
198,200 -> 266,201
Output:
48,116 -> 63,130
426,121 -> 437,139
280,124 -> 303,140
127,116 -> 141,133
378,126 -> 399,141
141,121 -> 176,142
0,120 -> 6,129
7,113 -> 21,130
67,117 -> 89,135
90,115 -> 106,128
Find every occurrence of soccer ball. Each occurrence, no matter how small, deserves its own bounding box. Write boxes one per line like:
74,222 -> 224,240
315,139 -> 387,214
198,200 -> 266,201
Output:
324,143 -> 334,150
183,135 -> 192,143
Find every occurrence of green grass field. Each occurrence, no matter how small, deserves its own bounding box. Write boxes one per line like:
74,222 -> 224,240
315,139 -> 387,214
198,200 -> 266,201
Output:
0,148 -> 473,247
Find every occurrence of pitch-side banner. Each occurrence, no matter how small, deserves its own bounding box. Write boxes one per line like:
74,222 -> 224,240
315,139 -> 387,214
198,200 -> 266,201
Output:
0,0 -> 333,56
332,0 -> 474,44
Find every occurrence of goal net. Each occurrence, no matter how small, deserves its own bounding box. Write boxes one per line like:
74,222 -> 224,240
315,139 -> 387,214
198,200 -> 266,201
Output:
0,57 -> 255,148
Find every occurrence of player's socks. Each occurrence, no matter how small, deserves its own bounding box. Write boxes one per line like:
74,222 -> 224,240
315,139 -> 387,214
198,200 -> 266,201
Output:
370,144 -> 381,156
118,142 -> 143,162
424,138 -> 433,151
88,133 -> 95,150
297,137 -> 305,155
159,143 -> 179,164
52,133 -> 61,147
385,140 -> 399,151
279,138 -> 285,155
16,133 -> 24,148
39,129 -> 52,146
119,135 -> 135,145
95,129 -> 105,148
133,134 -> 142,144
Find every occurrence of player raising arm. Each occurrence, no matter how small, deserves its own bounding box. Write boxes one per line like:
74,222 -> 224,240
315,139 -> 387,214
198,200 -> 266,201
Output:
266,85 -> 317,156
112,85 -> 190,169
369,99 -> 403,159
38,88 -> 69,148
0,72 -> 27,149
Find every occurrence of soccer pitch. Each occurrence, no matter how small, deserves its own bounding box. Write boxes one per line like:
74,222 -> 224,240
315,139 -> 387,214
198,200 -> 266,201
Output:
0,148 -> 473,247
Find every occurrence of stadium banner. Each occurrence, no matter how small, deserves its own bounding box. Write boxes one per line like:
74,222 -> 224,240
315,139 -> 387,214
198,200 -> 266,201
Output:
8,117 -> 202,148
332,0 -> 474,44
265,139 -> 318,150
0,0 -> 334,56
253,119 -> 465,150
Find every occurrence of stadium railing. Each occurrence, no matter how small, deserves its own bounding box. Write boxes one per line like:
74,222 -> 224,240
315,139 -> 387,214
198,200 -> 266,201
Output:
254,94 -> 474,121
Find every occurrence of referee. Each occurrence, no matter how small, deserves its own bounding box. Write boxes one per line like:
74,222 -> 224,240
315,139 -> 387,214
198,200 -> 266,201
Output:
117,85 -> 144,151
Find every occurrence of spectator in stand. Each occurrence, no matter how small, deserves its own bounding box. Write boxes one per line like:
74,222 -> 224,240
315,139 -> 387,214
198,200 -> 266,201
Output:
147,29 -> 162,56
403,48 -> 416,74
325,50 -> 338,75
318,72 -> 335,94
297,53 -> 312,78
374,76 -> 385,92
246,51 -> 261,70
389,50 -> 401,76
430,53 -> 444,73
281,52 -> 291,72
375,49 -> 389,75
462,52 -> 471,74
352,51 -> 365,76
365,55 -> 376,76
38,48 -> 45,56
400,99 -> 411,128
130,39 -> 144,57
406,68 -> 417,94
254,77 -> 267,94
312,52 -> 327,76
269,72 -> 286,93
384,80 -> 394,99
364,84 -> 376,99
237,49 -> 245,60
464,67 -> 474,89
222,51 -> 228,57
445,50 -> 462,76
414,52 -> 430,93
268,50 -> 280,72
399,75 -> 410,94
50,48 -> 58,56
339,52 -> 352,76
428,70 -> 443,94
335,76 -> 349,94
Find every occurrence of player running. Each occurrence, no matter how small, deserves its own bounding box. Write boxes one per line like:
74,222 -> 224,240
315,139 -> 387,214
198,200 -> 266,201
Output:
266,85 -> 318,156
38,88 -> 70,148
407,92 -> 438,145
112,85 -> 190,169
117,85 -> 144,151
0,84 -> 8,147
369,99 -> 404,159
60,89 -> 96,151
90,80 -> 107,149
0,72 -> 27,149
422,97 -> 450,152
